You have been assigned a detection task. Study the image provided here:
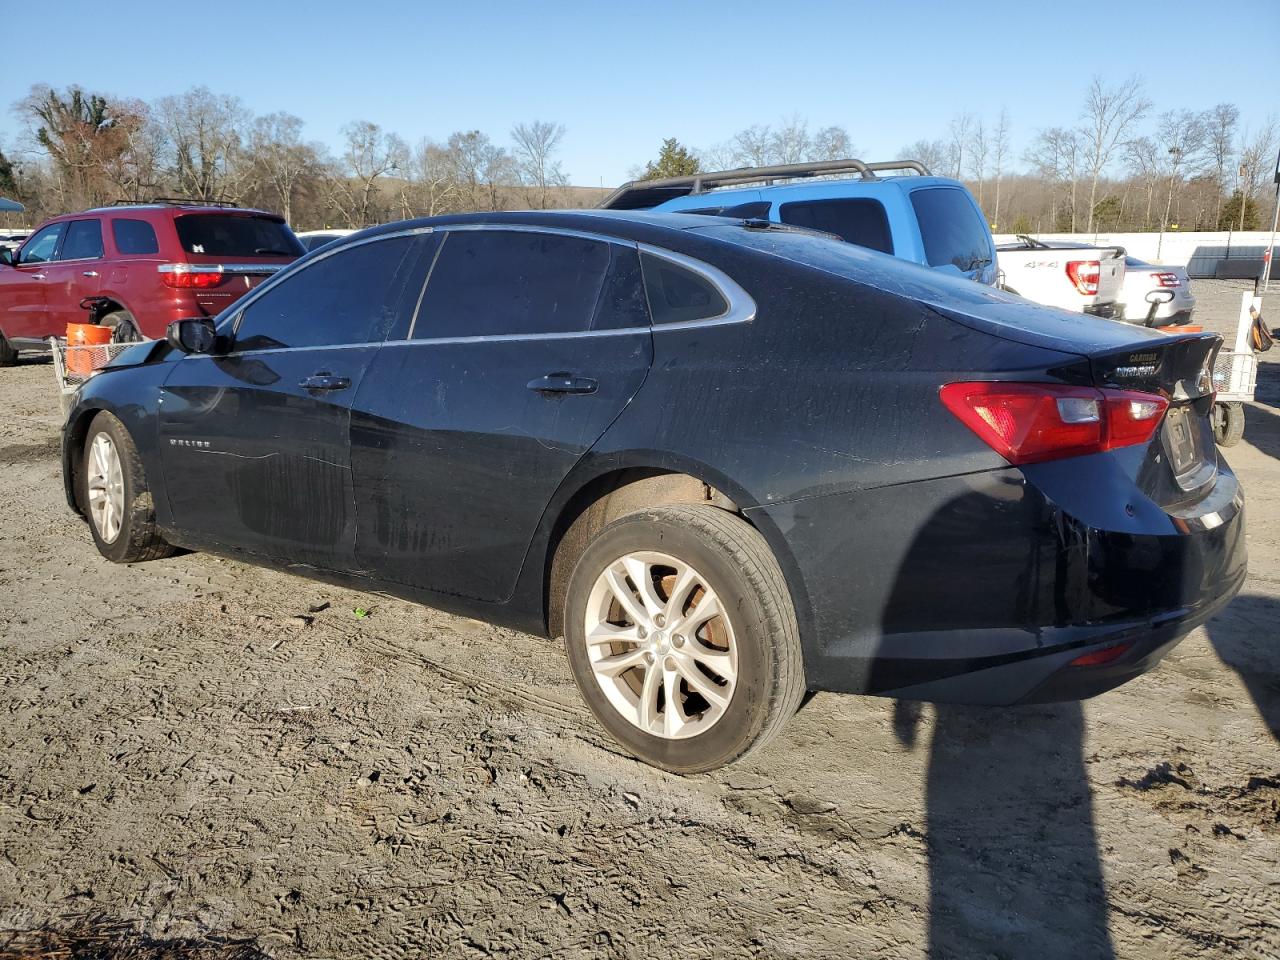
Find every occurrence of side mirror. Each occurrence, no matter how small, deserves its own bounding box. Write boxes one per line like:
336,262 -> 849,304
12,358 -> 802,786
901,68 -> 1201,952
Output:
166,317 -> 219,355
0,248 -> 13,267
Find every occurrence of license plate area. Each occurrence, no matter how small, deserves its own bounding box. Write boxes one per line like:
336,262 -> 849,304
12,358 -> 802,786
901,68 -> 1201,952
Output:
1162,404 -> 1211,490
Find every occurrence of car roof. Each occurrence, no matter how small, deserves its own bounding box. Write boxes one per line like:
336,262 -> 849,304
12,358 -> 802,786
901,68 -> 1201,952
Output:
69,203 -> 282,219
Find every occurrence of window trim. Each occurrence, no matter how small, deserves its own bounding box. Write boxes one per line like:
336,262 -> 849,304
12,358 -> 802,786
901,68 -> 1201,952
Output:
56,218 -> 106,263
211,223 -> 755,358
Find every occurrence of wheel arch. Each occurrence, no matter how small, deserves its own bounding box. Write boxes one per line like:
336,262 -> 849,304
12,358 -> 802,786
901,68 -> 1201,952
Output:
62,403 -> 109,516
537,456 -> 815,657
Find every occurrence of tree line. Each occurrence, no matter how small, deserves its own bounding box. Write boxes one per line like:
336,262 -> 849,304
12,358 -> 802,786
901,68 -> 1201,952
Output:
2,77 -> 1276,235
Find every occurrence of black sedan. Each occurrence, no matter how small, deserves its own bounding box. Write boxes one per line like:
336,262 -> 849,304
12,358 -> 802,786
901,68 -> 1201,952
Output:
61,210 -> 1246,772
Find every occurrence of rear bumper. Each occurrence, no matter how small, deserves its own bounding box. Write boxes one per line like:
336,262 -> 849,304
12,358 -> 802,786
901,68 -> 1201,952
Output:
749,462 -> 1247,705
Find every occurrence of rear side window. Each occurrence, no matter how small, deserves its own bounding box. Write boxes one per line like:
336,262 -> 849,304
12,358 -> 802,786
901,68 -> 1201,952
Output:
778,199 -> 893,254
910,188 -> 991,271
59,220 -> 104,261
174,215 -> 304,258
233,236 -> 427,350
112,218 -> 160,255
640,252 -> 728,325
414,230 -> 612,338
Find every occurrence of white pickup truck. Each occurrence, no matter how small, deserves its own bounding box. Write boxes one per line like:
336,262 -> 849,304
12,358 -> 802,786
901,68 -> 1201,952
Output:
996,235 -> 1125,319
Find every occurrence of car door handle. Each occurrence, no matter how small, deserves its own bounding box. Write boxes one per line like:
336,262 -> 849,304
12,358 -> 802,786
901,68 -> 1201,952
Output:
526,373 -> 598,395
82,270 -> 99,278
30,272 -> 45,280
299,373 -> 351,392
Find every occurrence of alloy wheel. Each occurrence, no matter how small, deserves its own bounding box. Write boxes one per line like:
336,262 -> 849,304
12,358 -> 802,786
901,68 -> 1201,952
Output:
87,433 -> 125,544
583,551 -> 738,739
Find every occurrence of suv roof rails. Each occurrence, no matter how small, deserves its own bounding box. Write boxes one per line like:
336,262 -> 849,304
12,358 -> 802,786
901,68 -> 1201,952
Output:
599,158 -> 932,210
108,197 -> 241,208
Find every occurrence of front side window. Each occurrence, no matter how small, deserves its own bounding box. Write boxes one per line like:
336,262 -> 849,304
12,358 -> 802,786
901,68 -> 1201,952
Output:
910,187 -> 992,272
414,230 -> 612,339
640,252 -> 728,325
778,199 -> 893,254
175,214 -> 304,257
233,236 -> 426,351
58,219 -> 104,261
112,218 -> 160,256
18,224 -> 64,264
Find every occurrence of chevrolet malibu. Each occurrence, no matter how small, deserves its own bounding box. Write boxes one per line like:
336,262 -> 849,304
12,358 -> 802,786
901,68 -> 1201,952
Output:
60,210 -> 1246,772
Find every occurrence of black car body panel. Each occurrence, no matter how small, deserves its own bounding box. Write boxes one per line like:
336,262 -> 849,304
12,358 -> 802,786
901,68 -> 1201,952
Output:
62,209 -> 1246,705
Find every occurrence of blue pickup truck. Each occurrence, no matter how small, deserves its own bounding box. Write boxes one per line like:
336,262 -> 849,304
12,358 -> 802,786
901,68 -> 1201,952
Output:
600,158 -> 998,287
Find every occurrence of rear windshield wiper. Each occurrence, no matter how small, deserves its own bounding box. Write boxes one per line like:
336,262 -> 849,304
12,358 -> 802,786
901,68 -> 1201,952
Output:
254,247 -> 293,255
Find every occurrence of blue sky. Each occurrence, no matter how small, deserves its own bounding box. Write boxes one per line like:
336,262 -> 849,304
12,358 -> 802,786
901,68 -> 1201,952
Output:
1,0 -> 1276,186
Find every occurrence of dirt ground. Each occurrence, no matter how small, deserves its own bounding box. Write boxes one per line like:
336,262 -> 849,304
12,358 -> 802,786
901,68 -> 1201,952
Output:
0,280 -> 1277,960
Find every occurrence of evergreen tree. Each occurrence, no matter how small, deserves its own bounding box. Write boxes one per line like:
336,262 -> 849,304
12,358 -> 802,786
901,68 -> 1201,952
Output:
642,138 -> 700,180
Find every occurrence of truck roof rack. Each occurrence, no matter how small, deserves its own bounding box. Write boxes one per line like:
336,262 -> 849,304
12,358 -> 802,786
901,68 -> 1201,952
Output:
109,197 -> 241,208
599,158 -> 932,210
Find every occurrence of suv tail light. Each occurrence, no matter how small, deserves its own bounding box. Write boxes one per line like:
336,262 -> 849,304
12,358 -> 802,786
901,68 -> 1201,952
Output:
1153,271 -> 1181,287
1065,260 -> 1101,296
939,382 -> 1169,465
159,263 -> 223,289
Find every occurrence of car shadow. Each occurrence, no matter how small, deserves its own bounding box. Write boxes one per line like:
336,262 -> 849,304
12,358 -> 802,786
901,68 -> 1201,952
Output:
1204,594 -> 1280,740
1241,403 -> 1280,462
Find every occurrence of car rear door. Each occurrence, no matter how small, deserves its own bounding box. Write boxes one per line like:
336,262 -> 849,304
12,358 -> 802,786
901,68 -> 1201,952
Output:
0,222 -> 64,341
157,232 -> 435,569
43,218 -> 105,328
349,226 -> 653,602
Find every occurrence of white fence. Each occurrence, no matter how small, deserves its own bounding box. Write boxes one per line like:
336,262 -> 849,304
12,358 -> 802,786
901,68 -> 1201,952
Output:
993,231 -> 1274,276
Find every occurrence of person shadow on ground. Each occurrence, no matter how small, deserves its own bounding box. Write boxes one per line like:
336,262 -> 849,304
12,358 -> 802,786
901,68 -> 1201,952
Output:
893,698 -> 1115,960
876,482 -> 1116,959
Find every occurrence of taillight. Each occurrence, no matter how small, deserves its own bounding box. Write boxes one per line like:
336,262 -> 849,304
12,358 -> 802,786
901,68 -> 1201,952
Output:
158,264 -> 223,289
1065,260 -> 1100,295
939,381 -> 1169,465
1153,272 -> 1180,287
1069,643 -> 1131,667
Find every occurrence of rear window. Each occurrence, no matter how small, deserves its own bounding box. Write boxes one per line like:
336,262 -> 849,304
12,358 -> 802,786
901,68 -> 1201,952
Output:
174,214 -> 304,258
112,218 -> 159,255
778,199 -> 893,254
909,187 -> 991,271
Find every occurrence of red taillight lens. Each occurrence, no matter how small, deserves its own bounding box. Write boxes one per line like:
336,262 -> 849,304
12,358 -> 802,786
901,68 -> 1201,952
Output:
159,265 -> 223,289
939,382 -> 1169,465
1153,272 -> 1180,287
1065,260 -> 1101,295
1069,643 -> 1131,666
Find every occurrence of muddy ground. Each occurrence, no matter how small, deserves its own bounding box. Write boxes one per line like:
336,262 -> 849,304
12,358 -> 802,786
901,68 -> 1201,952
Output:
0,280 -> 1277,959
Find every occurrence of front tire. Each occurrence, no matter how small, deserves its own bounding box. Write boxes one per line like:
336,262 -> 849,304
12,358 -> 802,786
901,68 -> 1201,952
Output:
79,411 -> 175,563
563,504 -> 805,773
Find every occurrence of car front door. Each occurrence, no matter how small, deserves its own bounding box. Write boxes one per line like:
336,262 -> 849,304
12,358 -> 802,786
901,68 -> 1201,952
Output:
0,223 -> 65,342
44,218 -> 105,328
349,226 -> 654,602
157,232 -> 436,569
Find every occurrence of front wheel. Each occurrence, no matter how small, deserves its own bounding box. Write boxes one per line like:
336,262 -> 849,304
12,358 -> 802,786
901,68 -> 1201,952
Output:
563,504 -> 805,773
78,411 -> 175,563
103,310 -> 142,343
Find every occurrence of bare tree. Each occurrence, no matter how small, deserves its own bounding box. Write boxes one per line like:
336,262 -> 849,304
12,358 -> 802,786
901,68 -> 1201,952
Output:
447,130 -> 513,211
1026,127 -> 1081,231
323,120 -> 408,227
947,114 -> 973,179
157,86 -> 248,201
511,120 -> 567,209
901,139 -> 947,175
991,109 -> 1011,229
1205,103 -> 1239,231
1079,75 -> 1150,232
731,124 -> 773,167
770,116 -> 812,165
247,112 -> 318,224
967,118 -> 989,210
1125,136 -> 1162,229
1155,109 -> 1208,244
811,125 -> 854,161
1235,118 -> 1278,232
402,138 -> 459,217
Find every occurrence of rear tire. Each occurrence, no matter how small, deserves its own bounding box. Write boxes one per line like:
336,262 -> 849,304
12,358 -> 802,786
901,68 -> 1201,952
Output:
563,504 -> 805,773
1213,402 -> 1245,447
0,333 -> 16,366
79,411 -> 175,563
103,310 -> 142,343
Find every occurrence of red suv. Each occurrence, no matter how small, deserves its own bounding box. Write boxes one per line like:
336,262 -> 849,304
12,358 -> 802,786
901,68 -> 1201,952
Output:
0,201 -> 303,364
